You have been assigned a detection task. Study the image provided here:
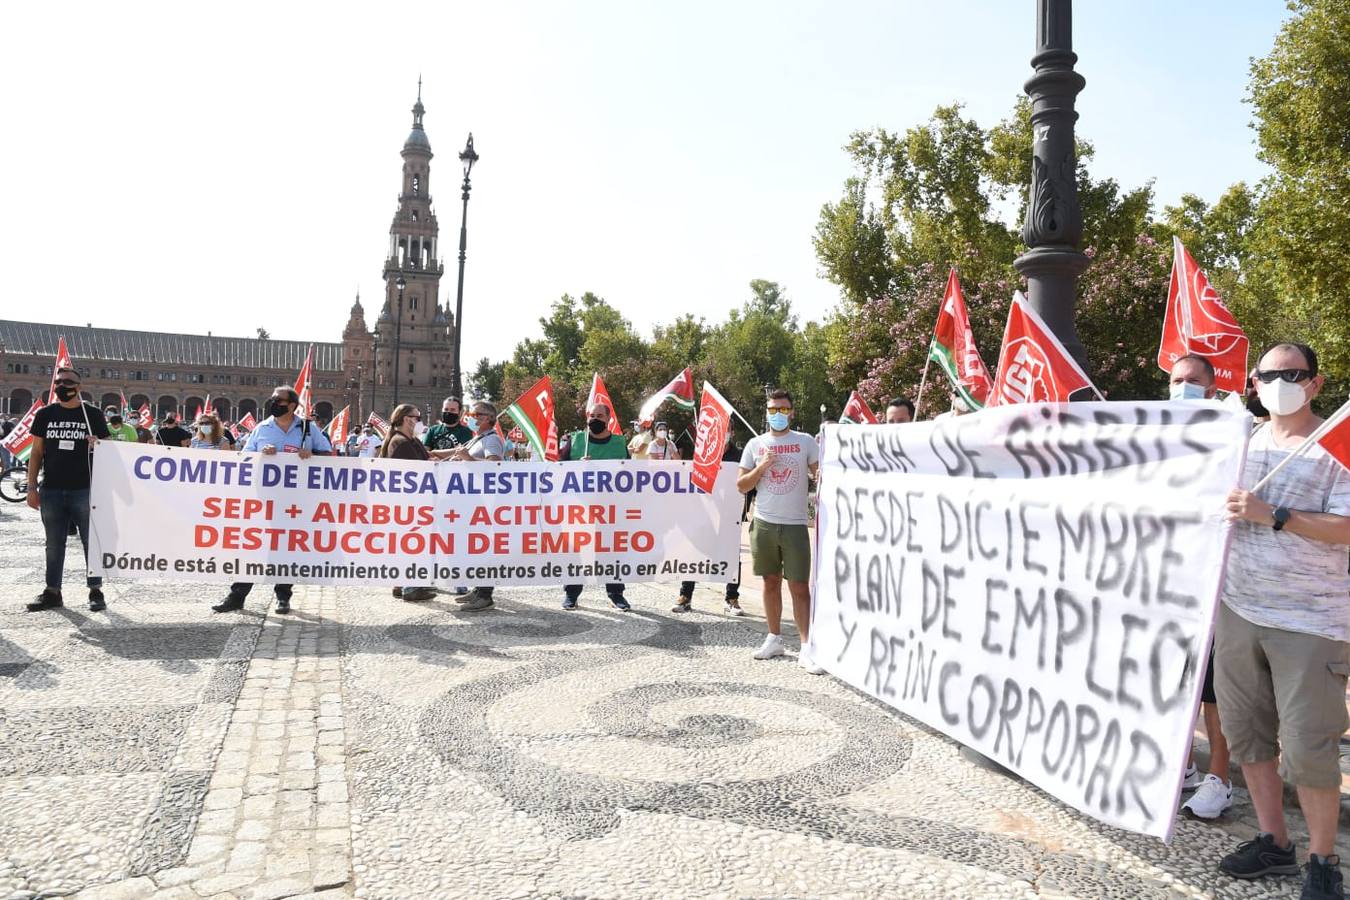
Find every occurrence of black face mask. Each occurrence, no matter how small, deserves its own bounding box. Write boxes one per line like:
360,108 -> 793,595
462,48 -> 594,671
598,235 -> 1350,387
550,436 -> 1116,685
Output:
587,418 -> 607,435
441,411 -> 459,426
54,386 -> 78,401
1246,392 -> 1269,418
269,400 -> 291,418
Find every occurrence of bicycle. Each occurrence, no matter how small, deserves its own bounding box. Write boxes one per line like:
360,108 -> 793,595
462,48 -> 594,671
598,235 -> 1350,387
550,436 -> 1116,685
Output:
0,461 -> 33,503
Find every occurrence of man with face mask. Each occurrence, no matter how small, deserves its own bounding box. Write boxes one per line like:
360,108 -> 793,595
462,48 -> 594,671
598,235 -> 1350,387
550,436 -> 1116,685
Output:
561,402 -> 631,610
1214,343 -> 1350,897
423,396 -> 475,453
1161,354 -> 1235,820
157,413 -> 191,448
738,389 -> 821,672
26,367 -> 111,612
105,407 -> 139,442
212,385 -> 331,615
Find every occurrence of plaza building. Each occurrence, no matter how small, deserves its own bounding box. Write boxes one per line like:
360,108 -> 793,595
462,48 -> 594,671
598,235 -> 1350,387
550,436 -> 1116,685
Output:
0,89 -> 457,425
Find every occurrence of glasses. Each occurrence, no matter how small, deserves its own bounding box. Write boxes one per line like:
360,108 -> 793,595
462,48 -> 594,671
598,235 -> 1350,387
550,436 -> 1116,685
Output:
54,379 -> 79,387
269,396 -> 294,404
767,406 -> 792,413
1254,369 -> 1313,384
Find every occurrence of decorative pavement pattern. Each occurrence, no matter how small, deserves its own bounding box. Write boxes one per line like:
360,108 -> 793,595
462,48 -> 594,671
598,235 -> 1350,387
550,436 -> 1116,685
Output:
0,504 -> 1335,899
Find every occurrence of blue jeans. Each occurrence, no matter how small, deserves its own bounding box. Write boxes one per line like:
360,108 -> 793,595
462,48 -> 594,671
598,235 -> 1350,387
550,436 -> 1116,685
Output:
40,488 -> 101,592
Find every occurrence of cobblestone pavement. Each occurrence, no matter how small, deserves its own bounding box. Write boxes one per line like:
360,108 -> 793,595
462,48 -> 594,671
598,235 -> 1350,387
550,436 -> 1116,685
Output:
0,504 -> 1335,899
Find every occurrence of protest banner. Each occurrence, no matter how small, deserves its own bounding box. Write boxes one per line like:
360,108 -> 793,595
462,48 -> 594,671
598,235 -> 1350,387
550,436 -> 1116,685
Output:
810,401 -> 1249,840
89,442 -> 741,588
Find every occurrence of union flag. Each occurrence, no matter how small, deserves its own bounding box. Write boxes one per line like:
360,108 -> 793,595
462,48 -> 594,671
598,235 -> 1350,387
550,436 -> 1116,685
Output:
1158,236 -> 1249,393
929,269 -> 993,409
989,292 -> 1101,406
840,390 -> 878,425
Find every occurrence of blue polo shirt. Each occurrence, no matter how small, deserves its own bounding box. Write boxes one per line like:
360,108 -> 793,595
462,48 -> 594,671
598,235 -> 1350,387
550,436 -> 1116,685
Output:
240,415 -> 332,454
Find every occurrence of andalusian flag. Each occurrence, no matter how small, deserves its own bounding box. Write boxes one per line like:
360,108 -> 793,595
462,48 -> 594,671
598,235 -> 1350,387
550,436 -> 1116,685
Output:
505,375 -> 558,461
930,269 -> 993,410
637,367 -> 696,426
1,400 -> 42,463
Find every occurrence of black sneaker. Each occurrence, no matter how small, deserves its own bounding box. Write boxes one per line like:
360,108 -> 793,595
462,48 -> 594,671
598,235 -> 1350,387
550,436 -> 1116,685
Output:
1219,833 -> 1299,880
610,596 -> 631,612
88,588 -> 105,612
275,596 -> 292,615
26,589 -> 62,612
562,595 -> 578,610
1304,854 -> 1345,899
212,594 -> 245,613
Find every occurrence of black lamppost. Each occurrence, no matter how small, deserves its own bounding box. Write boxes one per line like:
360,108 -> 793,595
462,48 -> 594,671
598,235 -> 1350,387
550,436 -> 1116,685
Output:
1012,0 -> 1090,370
393,276 -> 406,406
370,339 -> 379,416
451,133 -> 478,399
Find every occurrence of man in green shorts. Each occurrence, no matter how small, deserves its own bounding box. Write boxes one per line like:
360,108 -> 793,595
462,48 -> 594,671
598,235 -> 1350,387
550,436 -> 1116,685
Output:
737,389 -> 821,673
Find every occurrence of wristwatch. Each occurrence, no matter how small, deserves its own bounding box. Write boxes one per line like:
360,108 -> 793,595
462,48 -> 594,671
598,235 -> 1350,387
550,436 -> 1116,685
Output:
1272,506 -> 1291,531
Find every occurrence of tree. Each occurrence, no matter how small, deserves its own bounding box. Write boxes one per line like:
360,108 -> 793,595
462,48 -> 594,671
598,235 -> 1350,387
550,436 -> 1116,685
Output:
467,357 -> 505,402
1246,0 -> 1350,390
256,327 -> 270,341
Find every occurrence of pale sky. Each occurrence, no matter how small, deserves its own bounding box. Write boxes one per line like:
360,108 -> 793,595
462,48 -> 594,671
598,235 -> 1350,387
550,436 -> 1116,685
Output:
0,1 -> 1288,364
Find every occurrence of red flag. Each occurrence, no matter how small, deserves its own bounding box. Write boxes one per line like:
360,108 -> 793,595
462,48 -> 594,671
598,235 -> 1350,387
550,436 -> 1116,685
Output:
990,292 -> 1100,406
1158,237 -> 1249,393
366,411 -> 389,438
1318,403 -> 1350,474
930,269 -> 994,409
692,382 -> 734,493
0,400 -> 43,462
587,373 -> 622,434
48,337 -> 73,402
237,411 -> 258,433
840,390 -> 878,425
294,345 -> 315,418
328,405 -> 351,447
505,375 -> 558,461
138,403 -> 154,429
638,367 -> 696,425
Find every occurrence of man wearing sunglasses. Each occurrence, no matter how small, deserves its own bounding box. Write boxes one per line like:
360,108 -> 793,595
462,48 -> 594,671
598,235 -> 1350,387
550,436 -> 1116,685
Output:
213,385 -> 331,615
26,367 -> 111,612
1215,343 -> 1350,898
738,389 -> 821,672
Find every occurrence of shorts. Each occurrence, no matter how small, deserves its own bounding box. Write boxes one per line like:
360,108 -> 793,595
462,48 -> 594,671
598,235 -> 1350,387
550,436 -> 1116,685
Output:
1214,602 -> 1350,788
749,519 -> 811,584
1201,645 -> 1217,705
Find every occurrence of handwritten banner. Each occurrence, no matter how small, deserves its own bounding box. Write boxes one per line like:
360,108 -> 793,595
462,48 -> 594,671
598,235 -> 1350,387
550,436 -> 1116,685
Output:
810,402 -> 1249,840
89,443 -> 741,586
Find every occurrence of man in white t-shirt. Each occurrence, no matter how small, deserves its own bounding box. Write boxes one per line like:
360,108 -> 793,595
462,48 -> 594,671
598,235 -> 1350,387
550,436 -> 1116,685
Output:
1215,343 -> 1350,897
357,426 -> 381,458
738,388 -> 821,672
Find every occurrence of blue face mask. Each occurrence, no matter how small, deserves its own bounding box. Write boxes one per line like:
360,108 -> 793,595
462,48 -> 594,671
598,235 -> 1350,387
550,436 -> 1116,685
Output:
1169,381 -> 1208,401
767,412 -> 790,431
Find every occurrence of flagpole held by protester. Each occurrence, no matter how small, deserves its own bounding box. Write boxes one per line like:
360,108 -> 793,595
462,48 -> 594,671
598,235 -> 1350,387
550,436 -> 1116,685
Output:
1250,399 -> 1350,493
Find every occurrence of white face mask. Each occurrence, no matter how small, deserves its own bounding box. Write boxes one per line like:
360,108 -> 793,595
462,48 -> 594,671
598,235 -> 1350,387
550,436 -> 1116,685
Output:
1255,378 -> 1308,417
1168,381 -> 1209,401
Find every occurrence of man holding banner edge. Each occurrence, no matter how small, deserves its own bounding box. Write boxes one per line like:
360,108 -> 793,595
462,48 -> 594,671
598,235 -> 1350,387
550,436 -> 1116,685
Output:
1217,342 -> 1350,896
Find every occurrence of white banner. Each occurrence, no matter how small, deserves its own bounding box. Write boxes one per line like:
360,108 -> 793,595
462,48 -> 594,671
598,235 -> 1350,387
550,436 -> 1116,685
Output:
89,443 -> 740,586
810,401 -> 1249,840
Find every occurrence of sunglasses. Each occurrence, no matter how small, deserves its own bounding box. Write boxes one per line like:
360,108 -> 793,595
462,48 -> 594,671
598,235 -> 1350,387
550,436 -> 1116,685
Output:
1254,369 -> 1313,385
54,378 -> 80,387
767,406 -> 792,413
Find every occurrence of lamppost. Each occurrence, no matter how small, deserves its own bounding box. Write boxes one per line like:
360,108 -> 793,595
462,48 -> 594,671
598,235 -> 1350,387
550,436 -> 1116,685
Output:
370,339 -> 379,417
1012,0 -> 1090,371
393,276 -> 406,406
451,133 -> 478,399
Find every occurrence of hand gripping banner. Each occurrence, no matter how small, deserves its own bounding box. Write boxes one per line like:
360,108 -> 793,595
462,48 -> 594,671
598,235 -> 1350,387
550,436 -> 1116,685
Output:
811,401 -> 1249,839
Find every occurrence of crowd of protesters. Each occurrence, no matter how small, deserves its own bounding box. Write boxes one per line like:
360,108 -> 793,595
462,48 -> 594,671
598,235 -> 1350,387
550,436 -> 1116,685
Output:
12,341 -> 1350,898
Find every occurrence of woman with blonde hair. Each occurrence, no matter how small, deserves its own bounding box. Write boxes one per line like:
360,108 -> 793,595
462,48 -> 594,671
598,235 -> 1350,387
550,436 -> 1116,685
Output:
190,413 -> 230,451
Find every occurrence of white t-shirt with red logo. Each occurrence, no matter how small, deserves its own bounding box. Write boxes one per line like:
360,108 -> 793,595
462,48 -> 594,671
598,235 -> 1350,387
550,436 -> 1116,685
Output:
740,430 -> 819,526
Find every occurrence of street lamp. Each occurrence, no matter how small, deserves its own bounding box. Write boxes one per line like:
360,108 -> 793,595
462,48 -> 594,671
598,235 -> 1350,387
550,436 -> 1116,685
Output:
1012,0 -> 1090,371
393,276 -> 406,406
451,133 -> 478,399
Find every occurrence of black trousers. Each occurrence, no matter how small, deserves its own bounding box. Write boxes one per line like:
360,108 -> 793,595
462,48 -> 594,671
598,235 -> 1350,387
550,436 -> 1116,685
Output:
229,582 -> 292,600
564,583 -> 623,600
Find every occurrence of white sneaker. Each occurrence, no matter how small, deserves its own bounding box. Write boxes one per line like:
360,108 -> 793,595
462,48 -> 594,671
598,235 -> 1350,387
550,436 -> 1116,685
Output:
724,601 -> 744,617
798,651 -> 826,675
753,633 -> 786,660
1181,774 -> 1233,819
1181,762 -> 1204,791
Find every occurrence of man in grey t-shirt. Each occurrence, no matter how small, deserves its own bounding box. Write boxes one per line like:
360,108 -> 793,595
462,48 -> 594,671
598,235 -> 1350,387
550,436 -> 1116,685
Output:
738,389 -> 820,672
450,400 -> 506,611
1215,343 -> 1350,896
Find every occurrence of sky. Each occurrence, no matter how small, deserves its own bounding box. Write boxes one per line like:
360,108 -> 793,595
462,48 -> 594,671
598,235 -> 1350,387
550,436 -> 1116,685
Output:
0,1 -> 1290,365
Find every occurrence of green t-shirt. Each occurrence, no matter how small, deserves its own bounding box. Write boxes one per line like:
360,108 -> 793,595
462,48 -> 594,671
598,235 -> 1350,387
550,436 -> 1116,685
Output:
566,431 -> 630,461
423,422 -> 475,451
107,422 -> 140,442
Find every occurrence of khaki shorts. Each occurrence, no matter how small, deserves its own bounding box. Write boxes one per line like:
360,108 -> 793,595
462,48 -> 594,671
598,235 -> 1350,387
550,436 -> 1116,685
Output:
749,519 -> 811,583
1215,603 -> 1350,788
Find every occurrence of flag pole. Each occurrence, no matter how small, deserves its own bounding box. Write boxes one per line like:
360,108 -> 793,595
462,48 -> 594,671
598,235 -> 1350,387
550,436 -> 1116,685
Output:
1250,401 -> 1350,494
915,349 -> 933,420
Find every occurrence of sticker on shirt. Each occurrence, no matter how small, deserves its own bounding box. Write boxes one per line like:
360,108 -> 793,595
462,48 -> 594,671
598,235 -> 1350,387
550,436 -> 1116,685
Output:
283,444 -> 301,453
58,439 -> 75,451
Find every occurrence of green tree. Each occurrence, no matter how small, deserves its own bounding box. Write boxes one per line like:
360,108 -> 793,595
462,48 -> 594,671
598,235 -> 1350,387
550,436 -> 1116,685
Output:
466,357 -> 505,402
